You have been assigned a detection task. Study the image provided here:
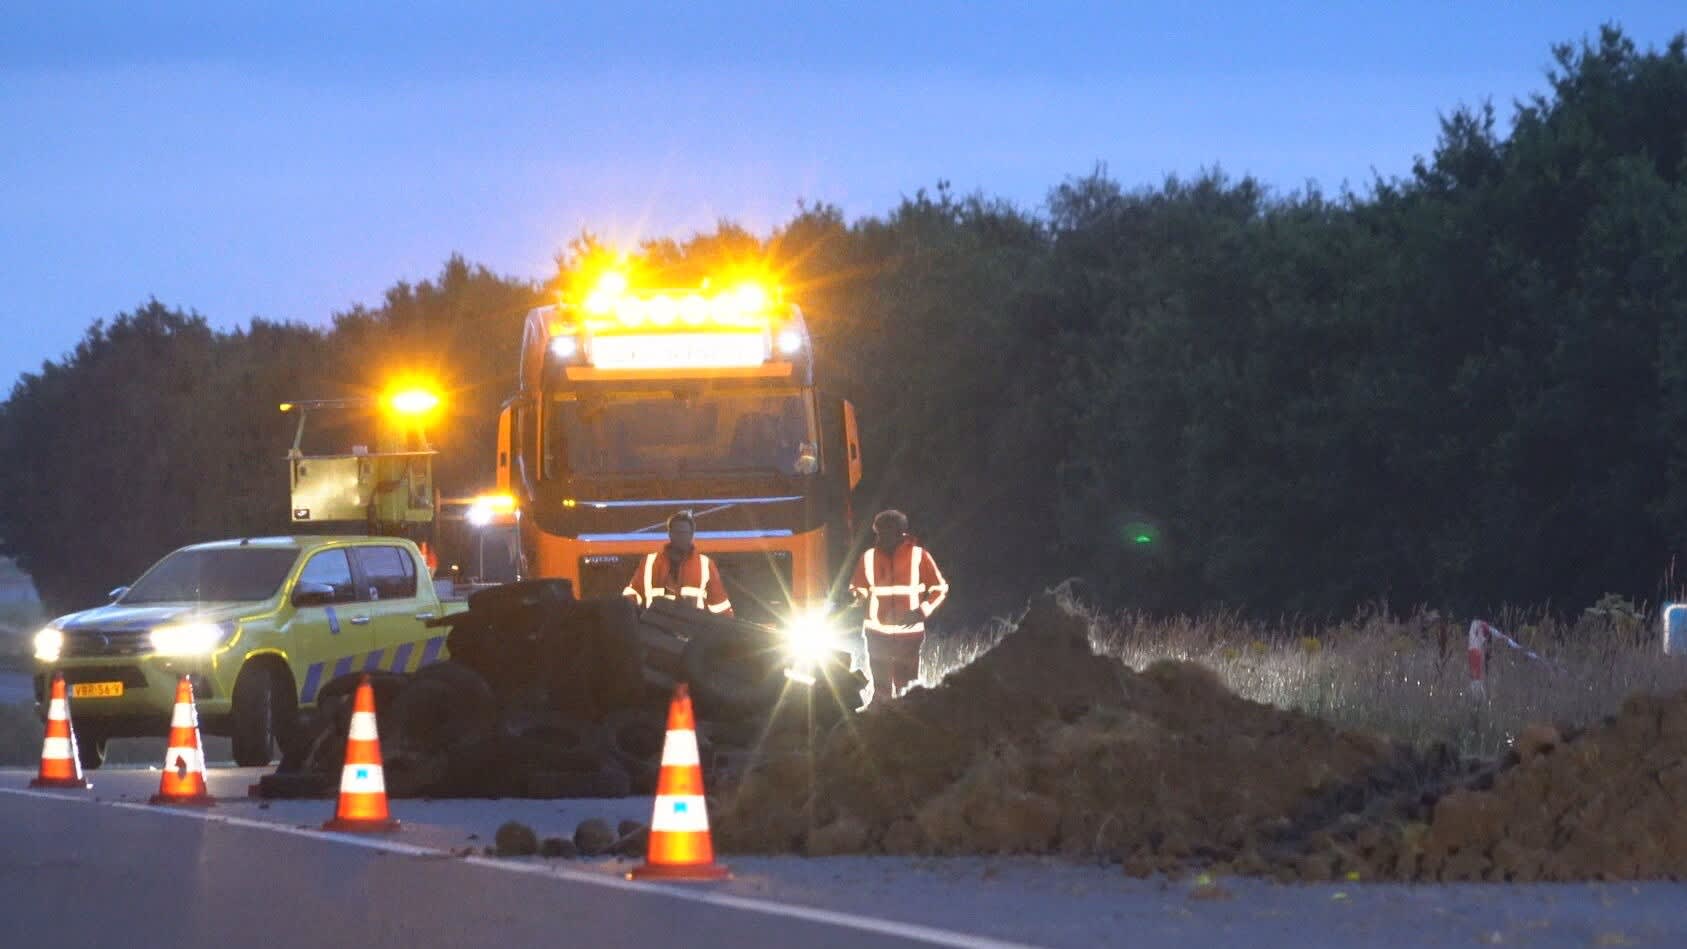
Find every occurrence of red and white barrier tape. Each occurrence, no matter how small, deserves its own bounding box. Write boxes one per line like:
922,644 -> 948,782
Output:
1467,620 -> 1559,686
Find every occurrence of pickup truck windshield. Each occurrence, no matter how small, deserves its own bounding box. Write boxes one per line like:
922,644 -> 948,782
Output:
544,389 -> 816,478
122,548 -> 301,604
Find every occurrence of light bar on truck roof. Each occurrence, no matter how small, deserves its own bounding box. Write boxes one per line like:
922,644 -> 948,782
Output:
574,271 -> 780,332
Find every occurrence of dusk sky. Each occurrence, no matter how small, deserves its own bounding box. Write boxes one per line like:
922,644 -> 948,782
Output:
3,2 -> 1682,389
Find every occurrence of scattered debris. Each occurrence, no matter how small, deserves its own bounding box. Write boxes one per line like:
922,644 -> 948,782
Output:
494,821 -> 539,857
574,817 -> 617,857
540,836 -> 577,859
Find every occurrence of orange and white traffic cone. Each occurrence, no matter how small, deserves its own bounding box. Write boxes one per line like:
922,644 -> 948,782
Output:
322,675 -> 399,833
627,683 -> 729,881
30,672 -> 91,790
151,675 -> 214,805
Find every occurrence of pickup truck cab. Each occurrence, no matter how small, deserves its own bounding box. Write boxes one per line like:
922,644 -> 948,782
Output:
32,535 -> 466,768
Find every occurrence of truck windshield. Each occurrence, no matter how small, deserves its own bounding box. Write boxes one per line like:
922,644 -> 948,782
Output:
122,548 -> 301,603
545,389 -> 816,478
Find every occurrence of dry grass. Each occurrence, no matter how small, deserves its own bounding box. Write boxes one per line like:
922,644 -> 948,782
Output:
923,600 -> 1687,757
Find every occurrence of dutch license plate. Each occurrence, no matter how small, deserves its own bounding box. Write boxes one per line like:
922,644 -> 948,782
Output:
71,681 -> 123,699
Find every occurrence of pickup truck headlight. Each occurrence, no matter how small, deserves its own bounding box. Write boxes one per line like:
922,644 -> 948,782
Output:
33,626 -> 63,662
150,622 -> 233,657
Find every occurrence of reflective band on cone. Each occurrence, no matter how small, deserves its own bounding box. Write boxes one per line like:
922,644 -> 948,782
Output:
150,675 -> 214,806
31,672 -> 91,790
323,675 -> 399,833
628,683 -> 729,882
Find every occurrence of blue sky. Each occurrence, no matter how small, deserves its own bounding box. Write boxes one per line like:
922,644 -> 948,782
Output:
2,2 -> 1682,388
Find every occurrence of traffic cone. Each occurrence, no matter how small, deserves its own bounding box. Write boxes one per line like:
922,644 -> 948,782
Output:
627,683 -> 729,881
322,675 -> 399,832
150,675 -> 214,806
30,672 -> 90,790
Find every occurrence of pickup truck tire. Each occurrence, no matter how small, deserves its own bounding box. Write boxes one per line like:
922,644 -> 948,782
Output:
76,731 -> 108,771
231,661 -> 298,768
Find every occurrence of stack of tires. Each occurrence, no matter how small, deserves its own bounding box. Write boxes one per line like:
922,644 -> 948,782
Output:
258,585 -> 861,800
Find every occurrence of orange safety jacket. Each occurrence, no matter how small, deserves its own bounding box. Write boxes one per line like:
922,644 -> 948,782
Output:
622,546 -> 734,616
849,538 -> 948,634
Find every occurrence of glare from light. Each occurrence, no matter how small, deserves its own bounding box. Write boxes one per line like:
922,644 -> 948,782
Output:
33,626 -> 63,662
594,270 -> 629,298
150,622 -> 229,657
468,493 -> 515,527
649,295 -> 679,327
617,298 -> 648,327
732,283 -> 770,314
679,294 -> 708,325
776,328 -> 804,356
549,336 -> 579,360
782,608 -> 838,666
388,388 -> 441,416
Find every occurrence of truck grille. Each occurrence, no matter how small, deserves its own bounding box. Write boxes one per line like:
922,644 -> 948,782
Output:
61,629 -> 153,658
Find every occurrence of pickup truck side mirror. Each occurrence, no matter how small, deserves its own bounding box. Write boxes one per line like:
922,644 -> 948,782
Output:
107,586 -> 129,602
292,581 -> 338,607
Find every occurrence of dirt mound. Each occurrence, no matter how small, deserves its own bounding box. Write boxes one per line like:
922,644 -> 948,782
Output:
716,594 -> 1452,869
1298,692 -> 1687,882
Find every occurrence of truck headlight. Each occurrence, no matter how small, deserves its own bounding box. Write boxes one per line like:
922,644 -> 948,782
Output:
33,626 -> 63,662
150,622 -> 232,657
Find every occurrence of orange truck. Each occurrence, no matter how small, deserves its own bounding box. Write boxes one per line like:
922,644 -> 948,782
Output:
491,266 -> 864,641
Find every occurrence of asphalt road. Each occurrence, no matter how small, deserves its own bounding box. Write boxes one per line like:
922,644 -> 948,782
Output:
0,668 -> 32,706
6,767 -> 1687,948
0,789 -> 993,949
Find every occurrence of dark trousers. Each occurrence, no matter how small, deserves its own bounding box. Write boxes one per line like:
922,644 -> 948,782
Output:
865,630 -> 924,699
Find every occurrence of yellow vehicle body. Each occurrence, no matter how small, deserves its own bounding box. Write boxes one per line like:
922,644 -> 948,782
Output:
32,536 -> 464,755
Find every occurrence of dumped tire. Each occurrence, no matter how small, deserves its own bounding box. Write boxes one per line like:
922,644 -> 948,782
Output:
604,708 -> 668,793
683,632 -> 785,721
390,661 -> 495,754
519,716 -> 607,761
252,770 -> 335,799
382,750 -> 449,798
316,670 -> 409,738
77,731 -> 107,771
526,762 -> 631,799
435,734 -> 614,802
637,624 -> 687,677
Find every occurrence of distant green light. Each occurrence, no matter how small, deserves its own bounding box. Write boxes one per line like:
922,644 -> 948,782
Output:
1122,519 -> 1159,549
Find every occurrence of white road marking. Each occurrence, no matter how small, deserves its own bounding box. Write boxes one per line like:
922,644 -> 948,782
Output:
0,787 -> 1039,949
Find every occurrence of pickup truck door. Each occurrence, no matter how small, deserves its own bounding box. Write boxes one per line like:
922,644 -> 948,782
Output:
289,547 -> 376,706
350,544 -> 446,675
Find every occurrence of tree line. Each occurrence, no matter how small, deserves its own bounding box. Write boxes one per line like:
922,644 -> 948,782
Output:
3,27 -> 1685,623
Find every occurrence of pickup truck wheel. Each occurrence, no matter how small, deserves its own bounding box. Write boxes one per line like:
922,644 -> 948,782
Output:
76,731 -> 108,771
232,662 -> 297,767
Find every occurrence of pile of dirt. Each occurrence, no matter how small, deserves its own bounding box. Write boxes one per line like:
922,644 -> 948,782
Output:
1298,693 -> 1687,882
715,594 -> 1459,872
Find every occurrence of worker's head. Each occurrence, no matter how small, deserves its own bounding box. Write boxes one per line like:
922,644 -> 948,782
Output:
872,509 -> 908,550
667,510 -> 696,552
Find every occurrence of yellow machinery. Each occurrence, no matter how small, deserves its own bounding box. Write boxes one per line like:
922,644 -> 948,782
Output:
280,388 -> 441,542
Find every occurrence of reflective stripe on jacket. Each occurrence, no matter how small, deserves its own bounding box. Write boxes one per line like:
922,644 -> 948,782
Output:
849,539 -> 948,634
622,547 -> 733,615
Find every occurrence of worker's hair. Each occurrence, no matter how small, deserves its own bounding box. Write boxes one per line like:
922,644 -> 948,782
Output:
872,509 -> 908,536
668,510 -> 696,531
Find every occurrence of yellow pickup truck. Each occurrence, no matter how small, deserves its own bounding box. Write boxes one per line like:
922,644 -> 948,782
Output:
32,535 -> 466,769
